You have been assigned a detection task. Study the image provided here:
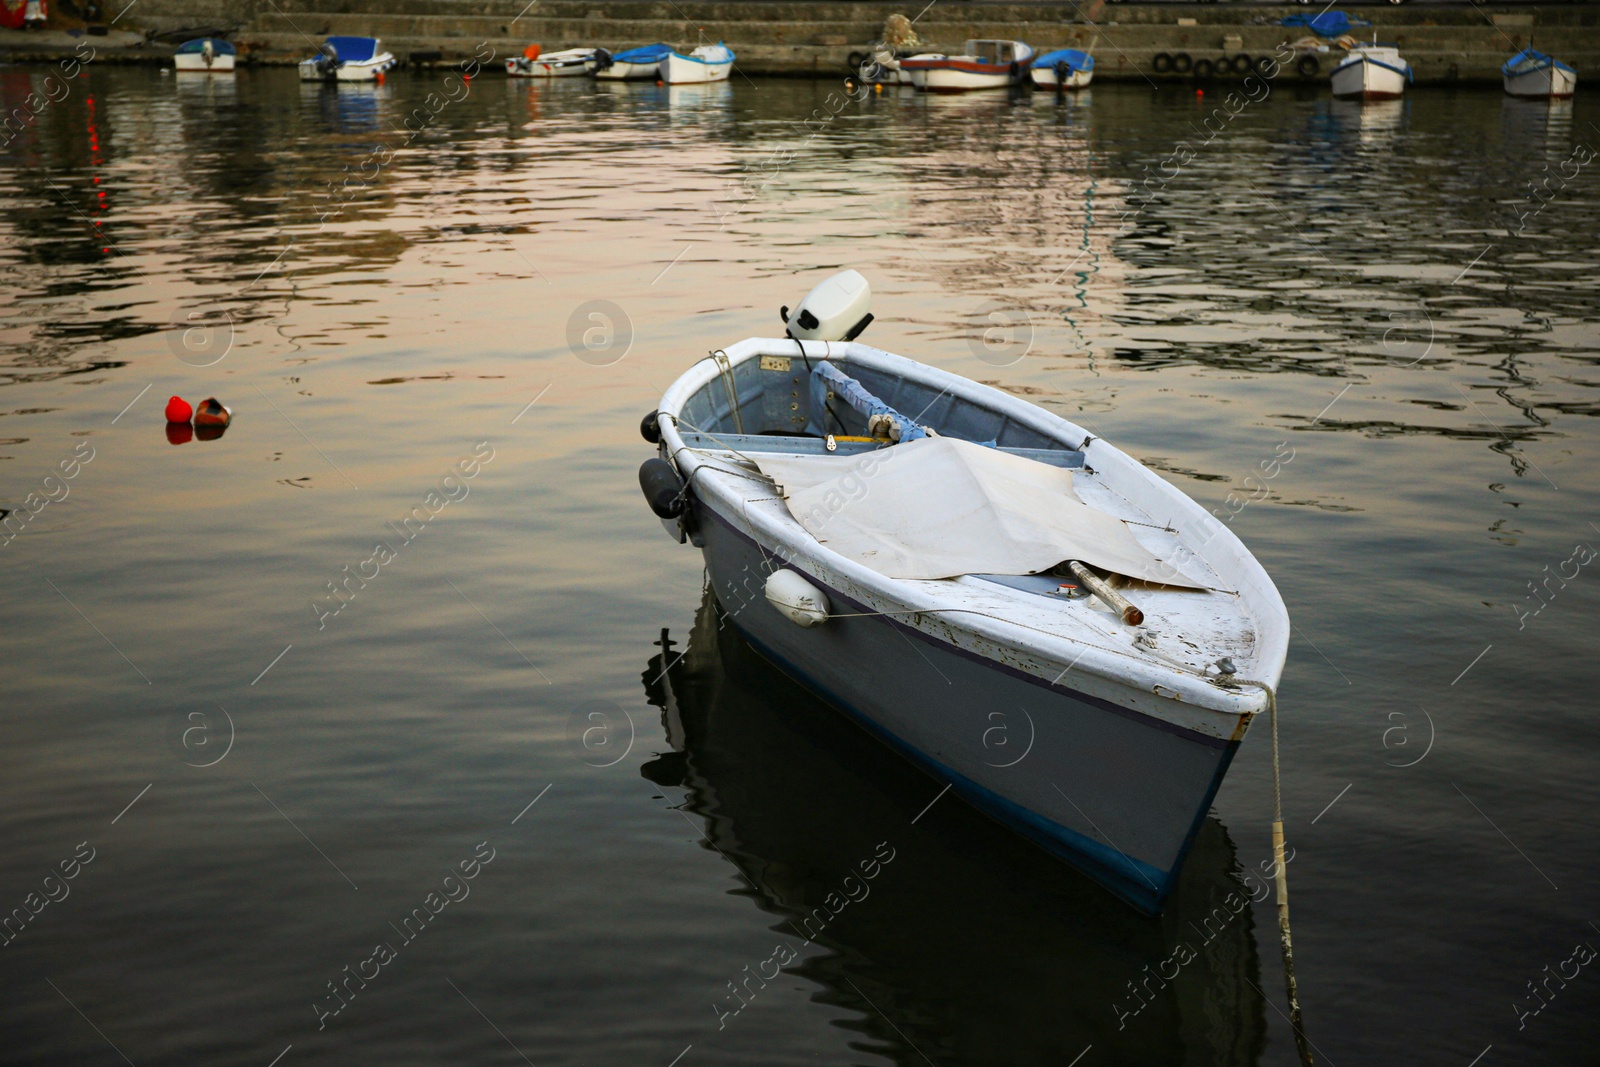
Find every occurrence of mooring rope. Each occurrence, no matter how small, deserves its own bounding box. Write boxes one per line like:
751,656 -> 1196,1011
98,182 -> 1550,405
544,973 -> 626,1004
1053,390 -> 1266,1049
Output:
1233,678 -> 1313,1067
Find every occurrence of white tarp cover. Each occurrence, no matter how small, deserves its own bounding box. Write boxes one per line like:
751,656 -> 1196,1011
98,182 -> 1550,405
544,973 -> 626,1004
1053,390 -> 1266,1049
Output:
754,436 -> 1205,586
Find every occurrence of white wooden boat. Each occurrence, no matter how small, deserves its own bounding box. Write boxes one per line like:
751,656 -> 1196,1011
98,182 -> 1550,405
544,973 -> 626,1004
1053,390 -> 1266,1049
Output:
1030,48 -> 1094,90
660,42 -> 735,84
593,43 -> 672,80
639,273 -> 1289,914
900,39 -> 1035,93
298,36 -> 396,82
506,46 -> 598,78
1503,48 -> 1577,99
1330,43 -> 1409,100
174,37 -> 236,73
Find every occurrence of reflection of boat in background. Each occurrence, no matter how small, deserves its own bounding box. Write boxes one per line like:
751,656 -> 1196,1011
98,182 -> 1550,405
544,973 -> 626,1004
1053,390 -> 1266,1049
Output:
667,81 -> 734,115
1330,97 -> 1405,145
640,589 -> 1269,1066
1501,92 -> 1574,146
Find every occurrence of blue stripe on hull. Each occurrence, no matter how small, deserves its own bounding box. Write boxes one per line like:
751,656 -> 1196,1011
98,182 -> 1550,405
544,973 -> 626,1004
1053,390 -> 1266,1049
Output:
695,501 -> 1243,915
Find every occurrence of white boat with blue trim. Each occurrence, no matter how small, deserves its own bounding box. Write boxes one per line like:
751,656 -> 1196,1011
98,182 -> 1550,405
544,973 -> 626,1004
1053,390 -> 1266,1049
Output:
298,36 -> 396,82
174,37 -> 236,73
592,43 -> 673,80
1030,48 -> 1094,89
1503,48 -> 1577,99
660,42 -> 735,84
1330,42 -> 1410,100
639,272 -> 1289,914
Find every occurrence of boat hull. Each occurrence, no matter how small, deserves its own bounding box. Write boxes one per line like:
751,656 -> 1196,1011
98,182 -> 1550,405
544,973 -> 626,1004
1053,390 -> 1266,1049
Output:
1330,55 -> 1408,100
507,57 -> 590,77
695,500 -> 1243,915
1504,64 -> 1577,99
174,52 -> 235,72
905,61 -> 1017,93
594,58 -> 661,80
1029,66 -> 1092,90
661,52 -> 732,84
298,56 -> 395,82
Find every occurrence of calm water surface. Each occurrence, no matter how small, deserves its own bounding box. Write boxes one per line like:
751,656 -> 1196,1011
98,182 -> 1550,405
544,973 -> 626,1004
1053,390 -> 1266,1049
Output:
1,66 -> 1598,1066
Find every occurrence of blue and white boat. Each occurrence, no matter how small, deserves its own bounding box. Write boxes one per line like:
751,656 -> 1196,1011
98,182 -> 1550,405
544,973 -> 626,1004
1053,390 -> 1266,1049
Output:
1331,42 -> 1410,100
640,272 -> 1290,914
1030,48 -> 1094,89
593,43 -> 673,80
1503,48 -> 1577,99
298,36 -> 397,82
174,37 -> 236,73
660,42 -> 735,85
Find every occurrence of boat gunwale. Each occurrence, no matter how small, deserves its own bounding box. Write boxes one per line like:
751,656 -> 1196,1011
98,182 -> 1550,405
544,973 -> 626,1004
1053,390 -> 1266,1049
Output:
656,337 -> 1289,723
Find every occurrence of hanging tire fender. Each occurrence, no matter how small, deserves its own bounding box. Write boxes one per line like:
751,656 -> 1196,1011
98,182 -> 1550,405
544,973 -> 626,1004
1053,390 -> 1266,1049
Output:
1171,52 -> 1193,74
1152,52 -> 1173,74
1296,54 -> 1320,78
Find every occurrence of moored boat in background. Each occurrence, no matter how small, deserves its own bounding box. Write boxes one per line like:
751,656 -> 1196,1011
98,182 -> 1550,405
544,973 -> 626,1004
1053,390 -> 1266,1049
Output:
1330,42 -> 1410,100
1030,48 -> 1094,90
506,46 -> 599,77
1503,47 -> 1577,99
901,39 -> 1035,93
174,38 -> 237,73
298,36 -> 396,82
592,43 -> 674,80
660,42 -> 735,84
639,272 -> 1289,914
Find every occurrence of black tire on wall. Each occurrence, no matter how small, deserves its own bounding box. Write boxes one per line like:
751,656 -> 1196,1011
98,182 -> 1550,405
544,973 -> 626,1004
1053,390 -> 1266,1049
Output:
1254,54 -> 1276,78
1296,54 -> 1320,78
1193,58 -> 1215,79
1232,54 -> 1255,75
1172,52 -> 1193,74
1152,52 -> 1173,73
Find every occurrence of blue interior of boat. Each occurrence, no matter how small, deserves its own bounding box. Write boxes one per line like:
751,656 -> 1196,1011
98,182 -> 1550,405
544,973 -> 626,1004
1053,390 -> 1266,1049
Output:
326,36 -> 379,62
678,351 -> 1076,453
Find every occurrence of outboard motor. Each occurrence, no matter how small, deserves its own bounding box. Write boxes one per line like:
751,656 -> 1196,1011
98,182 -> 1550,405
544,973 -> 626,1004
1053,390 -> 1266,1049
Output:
316,41 -> 340,77
779,269 -> 873,343
590,47 -> 613,72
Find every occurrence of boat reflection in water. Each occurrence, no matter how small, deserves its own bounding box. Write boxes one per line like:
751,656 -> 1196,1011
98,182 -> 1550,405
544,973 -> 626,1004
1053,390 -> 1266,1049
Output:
640,588 -> 1270,1066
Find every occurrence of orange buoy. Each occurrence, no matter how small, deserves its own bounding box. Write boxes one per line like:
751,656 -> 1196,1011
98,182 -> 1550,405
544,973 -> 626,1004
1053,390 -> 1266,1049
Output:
165,396 -> 193,423
194,398 -> 232,428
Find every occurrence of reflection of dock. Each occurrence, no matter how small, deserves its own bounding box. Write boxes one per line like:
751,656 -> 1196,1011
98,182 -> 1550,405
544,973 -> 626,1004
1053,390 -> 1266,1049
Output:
640,587 -> 1269,1066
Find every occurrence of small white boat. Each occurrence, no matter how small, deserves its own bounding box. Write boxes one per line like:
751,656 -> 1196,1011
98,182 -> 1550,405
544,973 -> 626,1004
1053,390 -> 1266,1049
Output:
901,39 -> 1035,93
660,42 -> 735,84
1503,48 -> 1577,99
640,272 -> 1289,914
852,48 -> 914,86
174,37 -> 236,73
593,43 -> 673,80
1330,43 -> 1410,100
506,46 -> 598,78
298,36 -> 396,82
1030,48 -> 1094,90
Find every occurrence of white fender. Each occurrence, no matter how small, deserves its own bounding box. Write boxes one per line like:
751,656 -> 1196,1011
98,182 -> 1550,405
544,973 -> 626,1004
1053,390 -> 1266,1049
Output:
764,570 -> 830,627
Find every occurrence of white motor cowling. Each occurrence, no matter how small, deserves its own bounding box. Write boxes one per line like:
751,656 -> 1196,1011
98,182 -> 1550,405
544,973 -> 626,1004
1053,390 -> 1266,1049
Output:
764,570 -> 830,627
782,270 -> 873,343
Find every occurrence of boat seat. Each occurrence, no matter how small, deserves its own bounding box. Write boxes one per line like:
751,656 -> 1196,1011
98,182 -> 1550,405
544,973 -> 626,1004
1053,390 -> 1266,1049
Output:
677,431 -> 1084,468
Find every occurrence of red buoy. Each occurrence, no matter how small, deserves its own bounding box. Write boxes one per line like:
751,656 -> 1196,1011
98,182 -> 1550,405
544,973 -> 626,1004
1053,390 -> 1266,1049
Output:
165,396 -> 193,423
